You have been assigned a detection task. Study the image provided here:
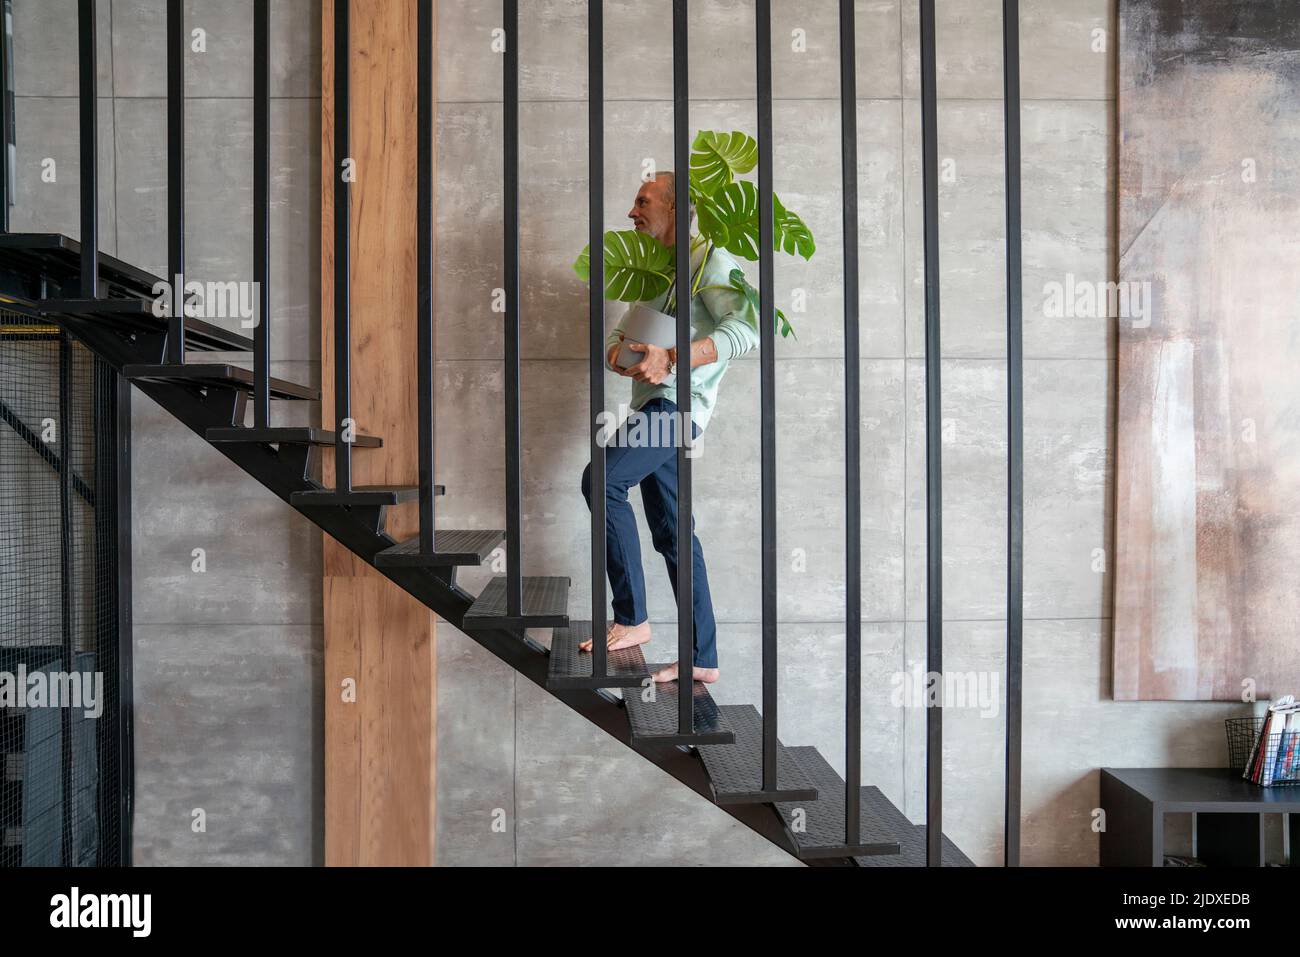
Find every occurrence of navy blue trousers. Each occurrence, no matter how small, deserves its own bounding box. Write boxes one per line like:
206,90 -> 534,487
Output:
580,398 -> 718,668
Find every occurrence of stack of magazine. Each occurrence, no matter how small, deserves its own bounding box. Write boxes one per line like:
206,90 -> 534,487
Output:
1244,695 -> 1300,787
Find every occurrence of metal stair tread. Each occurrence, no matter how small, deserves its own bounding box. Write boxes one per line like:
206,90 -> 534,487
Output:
697,705 -> 818,804
206,426 -> 382,448
546,621 -> 651,689
290,484 -> 442,507
776,746 -> 902,859
854,821 -> 975,868
622,668 -> 734,746
462,576 -> 570,630
35,294 -> 257,353
374,529 -> 504,567
123,362 -> 319,401
0,232 -> 164,298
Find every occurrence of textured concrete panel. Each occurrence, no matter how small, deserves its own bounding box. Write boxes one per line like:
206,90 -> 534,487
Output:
129,361 -> 323,627
1019,618 -> 1243,866
1020,0 -> 1116,101
131,622 -> 323,866
434,628 -> 517,867
112,97 -> 320,361
902,619 -> 1006,866
513,668 -> 796,866
900,0 -> 1114,101
903,99 -> 1008,359
903,358 -> 1111,623
901,0 -> 1005,101
8,97 -> 118,253
904,358 -> 1009,622
436,0 -> 903,105
111,0 -> 321,98
1023,358 -> 1111,620
699,619 -> 907,806
1021,100 -> 1113,360
11,0 -> 113,97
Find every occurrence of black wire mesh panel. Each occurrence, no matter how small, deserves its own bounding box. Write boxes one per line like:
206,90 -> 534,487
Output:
0,310 -> 123,866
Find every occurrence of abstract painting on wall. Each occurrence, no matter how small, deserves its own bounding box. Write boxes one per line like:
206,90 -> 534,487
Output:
1115,1 -> 1300,700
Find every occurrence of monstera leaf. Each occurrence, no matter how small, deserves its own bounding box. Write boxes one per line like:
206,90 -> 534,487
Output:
697,181 -> 761,259
689,130 -> 758,198
697,182 -> 816,264
573,229 -> 676,303
573,130 -> 814,331
728,268 -> 796,340
773,193 -> 815,261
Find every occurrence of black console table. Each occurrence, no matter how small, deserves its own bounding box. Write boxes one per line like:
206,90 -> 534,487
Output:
1101,767 -> 1300,866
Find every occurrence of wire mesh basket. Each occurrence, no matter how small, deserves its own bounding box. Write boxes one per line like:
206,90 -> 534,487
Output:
1226,717 -> 1300,787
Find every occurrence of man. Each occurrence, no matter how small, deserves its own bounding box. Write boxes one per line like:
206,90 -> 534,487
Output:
579,171 -> 759,684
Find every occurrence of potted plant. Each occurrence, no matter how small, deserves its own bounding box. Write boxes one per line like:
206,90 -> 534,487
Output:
573,129 -> 815,339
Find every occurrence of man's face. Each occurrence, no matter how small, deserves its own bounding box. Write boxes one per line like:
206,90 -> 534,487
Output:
627,178 -> 674,244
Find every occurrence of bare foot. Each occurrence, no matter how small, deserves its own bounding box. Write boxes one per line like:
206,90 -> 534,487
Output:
578,620 -> 652,653
651,662 -> 720,684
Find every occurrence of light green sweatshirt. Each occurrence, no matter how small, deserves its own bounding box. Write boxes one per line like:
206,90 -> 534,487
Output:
604,241 -> 759,432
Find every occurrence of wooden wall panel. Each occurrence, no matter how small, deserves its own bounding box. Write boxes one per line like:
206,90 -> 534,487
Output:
321,0 -> 437,864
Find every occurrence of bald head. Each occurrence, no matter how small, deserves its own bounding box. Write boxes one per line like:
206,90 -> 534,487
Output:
627,170 -> 695,246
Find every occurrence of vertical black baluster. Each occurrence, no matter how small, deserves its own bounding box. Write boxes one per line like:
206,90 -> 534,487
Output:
671,0 -> 692,733
78,0 -> 97,298
503,0 -> 522,616
839,0 -> 862,846
166,0 -> 185,362
92,360 -> 110,865
253,0 -> 270,425
756,0 -> 777,790
418,0 -> 436,553
333,0 -> 352,492
58,335 -> 72,865
589,0 -> 607,677
1003,0 -> 1023,869
919,0 -> 944,867
114,370 -> 134,865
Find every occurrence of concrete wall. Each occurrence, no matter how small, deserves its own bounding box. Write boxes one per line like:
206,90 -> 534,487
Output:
12,0 -> 1248,867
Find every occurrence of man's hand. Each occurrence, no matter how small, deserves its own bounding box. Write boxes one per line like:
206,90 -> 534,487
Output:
624,342 -> 674,384
607,334 -> 625,373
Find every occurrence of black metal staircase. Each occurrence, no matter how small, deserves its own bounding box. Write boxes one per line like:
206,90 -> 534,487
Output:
0,0 -> 1032,868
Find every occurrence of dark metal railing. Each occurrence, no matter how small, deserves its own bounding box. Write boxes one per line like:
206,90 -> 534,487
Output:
587,0 -> 608,678
36,0 -> 1028,868
839,0 -> 864,846
333,0 -> 353,492
671,0 -> 694,734
166,0 -> 185,362
417,0 -> 437,552
503,0 -> 523,617
252,0 -> 271,426
756,0 -> 778,791
1002,0 -> 1025,868
77,0 -> 97,298
918,0 -> 945,867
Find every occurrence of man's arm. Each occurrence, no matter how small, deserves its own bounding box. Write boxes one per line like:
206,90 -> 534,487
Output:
623,336 -> 718,384
623,252 -> 758,383
698,261 -> 760,361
